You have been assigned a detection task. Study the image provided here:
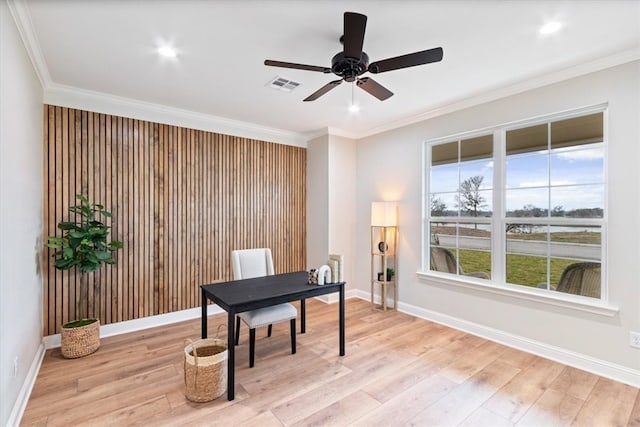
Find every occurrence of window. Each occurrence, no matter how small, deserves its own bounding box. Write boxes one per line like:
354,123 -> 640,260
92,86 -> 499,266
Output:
429,134 -> 493,280
425,109 -> 605,300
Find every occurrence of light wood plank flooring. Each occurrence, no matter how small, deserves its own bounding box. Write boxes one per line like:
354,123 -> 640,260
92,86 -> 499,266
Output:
22,299 -> 640,426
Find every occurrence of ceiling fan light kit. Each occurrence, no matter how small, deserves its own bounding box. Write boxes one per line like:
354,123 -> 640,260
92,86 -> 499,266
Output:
264,11 -> 444,103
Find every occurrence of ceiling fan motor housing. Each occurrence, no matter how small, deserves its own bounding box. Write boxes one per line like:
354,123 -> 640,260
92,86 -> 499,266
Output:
331,51 -> 369,82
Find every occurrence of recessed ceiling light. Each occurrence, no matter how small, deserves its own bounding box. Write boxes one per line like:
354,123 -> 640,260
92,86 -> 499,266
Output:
539,21 -> 563,35
157,46 -> 177,58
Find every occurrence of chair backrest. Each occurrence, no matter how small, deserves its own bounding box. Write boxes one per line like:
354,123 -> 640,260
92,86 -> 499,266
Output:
231,248 -> 275,280
556,262 -> 601,298
430,247 -> 459,274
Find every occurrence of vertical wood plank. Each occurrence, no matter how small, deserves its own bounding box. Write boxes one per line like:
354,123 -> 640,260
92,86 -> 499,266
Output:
116,116 -> 124,323
54,106 -> 63,328
44,106 -> 52,334
86,111 -> 95,319
104,114 -> 112,324
133,119 -> 141,319
61,107 -> 69,325
42,106 -> 306,333
73,110 -> 82,321
110,115 -> 119,322
97,113 -> 106,322
141,120 -> 149,317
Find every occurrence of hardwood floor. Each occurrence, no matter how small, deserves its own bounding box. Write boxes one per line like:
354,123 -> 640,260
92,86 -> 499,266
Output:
21,298 -> 640,426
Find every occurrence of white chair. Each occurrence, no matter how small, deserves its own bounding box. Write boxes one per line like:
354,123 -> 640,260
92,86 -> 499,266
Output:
231,248 -> 297,367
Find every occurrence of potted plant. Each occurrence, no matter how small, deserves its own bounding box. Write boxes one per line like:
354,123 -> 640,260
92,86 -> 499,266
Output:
377,268 -> 395,282
46,194 -> 122,358
386,268 -> 395,281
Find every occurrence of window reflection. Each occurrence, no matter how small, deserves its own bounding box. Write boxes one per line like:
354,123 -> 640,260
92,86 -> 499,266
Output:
505,188 -> 549,216
430,222 -> 491,279
550,144 -> 603,186
506,154 -> 547,189
430,164 -> 458,193
550,185 -> 603,218
430,135 -> 493,219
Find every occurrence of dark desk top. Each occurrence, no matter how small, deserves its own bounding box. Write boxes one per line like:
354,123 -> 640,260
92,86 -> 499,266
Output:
201,271 -> 345,313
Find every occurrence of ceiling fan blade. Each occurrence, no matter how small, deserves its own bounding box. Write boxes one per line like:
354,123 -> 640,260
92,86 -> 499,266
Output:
303,79 -> 343,102
356,77 -> 393,101
343,12 -> 367,59
368,47 -> 444,74
264,60 -> 331,73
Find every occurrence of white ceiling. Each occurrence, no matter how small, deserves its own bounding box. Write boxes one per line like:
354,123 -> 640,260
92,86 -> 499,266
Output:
15,0 -> 640,140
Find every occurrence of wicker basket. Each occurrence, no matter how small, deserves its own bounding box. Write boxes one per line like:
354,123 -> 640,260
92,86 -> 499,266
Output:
184,336 -> 228,402
61,319 -> 100,358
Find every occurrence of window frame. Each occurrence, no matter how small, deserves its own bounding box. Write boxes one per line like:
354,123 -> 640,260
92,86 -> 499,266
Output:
426,132 -> 495,281
422,104 -> 609,307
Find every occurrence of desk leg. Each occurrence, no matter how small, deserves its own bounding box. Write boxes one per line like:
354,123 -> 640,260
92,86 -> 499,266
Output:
301,299 -> 306,334
201,288 -> 207,339
227,309 -> 235,400
339,285 -> 345,356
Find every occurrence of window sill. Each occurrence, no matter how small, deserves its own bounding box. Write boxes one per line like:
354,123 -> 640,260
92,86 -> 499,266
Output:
416,271 -> 619,317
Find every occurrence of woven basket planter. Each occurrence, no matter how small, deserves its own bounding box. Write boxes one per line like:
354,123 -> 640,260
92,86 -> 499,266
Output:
184,338 -> 227,402
61,319 -> 100,358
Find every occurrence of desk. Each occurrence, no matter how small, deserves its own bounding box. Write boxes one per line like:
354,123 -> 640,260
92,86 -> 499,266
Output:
201,271 -> 345,400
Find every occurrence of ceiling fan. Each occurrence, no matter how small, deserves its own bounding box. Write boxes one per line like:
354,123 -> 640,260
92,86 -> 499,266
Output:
264,11 -> 444,102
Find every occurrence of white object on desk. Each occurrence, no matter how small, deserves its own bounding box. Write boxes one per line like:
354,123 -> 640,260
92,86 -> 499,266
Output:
328,254 -> 344,283
317,265 -> 331,285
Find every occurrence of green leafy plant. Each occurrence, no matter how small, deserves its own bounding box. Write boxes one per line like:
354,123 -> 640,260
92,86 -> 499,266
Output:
46,194 -> 122,322
386,268 -> 395,280
47,194 -> 122,273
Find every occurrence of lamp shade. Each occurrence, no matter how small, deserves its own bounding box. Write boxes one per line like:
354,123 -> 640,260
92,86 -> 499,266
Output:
371,202 -> 398,226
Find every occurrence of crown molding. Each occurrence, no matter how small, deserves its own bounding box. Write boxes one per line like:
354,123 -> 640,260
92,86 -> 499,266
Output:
10,0 -> 639,145
302,126 -> 359,142
358,47 -> 640,139
44,83 -> 308,147
326,126 -> 359,140
6,0 -> 51,87
300,127 -> 330,142
10,0 -> 307,147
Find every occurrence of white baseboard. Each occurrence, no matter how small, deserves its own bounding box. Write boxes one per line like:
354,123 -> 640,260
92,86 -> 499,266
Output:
314,289 -> 359,304
357,289 -> 395,308
42,291 -> 360,349
7,342 -> 45,427
354,290 -> 640,388
43,304 -> 224,349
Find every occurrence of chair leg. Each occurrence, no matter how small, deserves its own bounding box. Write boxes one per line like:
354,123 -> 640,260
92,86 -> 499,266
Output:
249,328 -> 256,368
290,318 -> 296,355
267,324 -> 272,337
235,317 -> 241,346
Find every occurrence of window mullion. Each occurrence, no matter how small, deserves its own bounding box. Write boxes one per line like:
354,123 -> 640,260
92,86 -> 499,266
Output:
456,139 -> 461,274
492,129 -> 505,283
547,122 -> 552,289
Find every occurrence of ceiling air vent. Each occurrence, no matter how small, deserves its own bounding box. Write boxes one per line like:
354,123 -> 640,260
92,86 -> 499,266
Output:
267,76 -> 300,92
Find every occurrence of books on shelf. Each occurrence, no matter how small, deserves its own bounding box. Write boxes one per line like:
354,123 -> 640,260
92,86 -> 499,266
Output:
328,254 -> 344,283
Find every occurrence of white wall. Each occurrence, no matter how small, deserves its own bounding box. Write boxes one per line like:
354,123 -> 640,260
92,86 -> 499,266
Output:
356,61 -> 640,377
306,134 -> 329,270
328,135 -> 356,289
0,2 -> 45,425
307,133 -> 357,291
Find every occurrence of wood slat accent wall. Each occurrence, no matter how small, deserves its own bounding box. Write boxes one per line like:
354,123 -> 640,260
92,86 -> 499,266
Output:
43,105 -> 307,335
